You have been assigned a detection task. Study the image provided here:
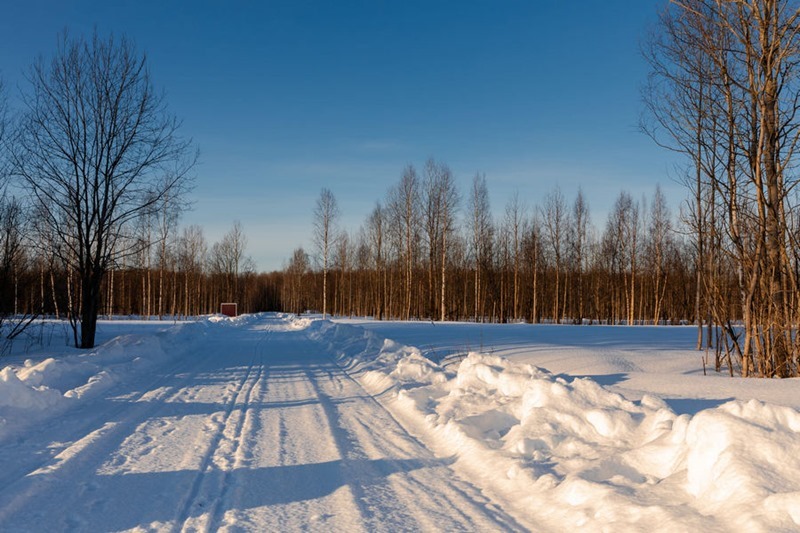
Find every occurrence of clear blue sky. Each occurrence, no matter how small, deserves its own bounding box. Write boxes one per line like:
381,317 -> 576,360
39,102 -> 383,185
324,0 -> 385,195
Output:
1,1 -> 679,271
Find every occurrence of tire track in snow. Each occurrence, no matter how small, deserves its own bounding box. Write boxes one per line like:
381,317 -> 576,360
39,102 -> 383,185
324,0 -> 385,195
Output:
302,364 -> 510,532
173,357 -> 258,530
224,327 -> 370,530
175,324 -> 272,532
207,325 -> 272,531
0,316 -> 526,531
303,367 -> 385,528
306,332 -> 527,532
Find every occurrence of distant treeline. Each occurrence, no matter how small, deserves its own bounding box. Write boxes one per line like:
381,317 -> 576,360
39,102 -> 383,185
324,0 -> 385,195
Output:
280,164 -> 696,327
0,171 -> 695,325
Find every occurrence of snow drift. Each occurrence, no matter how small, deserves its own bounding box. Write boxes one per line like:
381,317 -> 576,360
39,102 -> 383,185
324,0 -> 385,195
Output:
310,319 -> 800,532
0,319 -> 214,439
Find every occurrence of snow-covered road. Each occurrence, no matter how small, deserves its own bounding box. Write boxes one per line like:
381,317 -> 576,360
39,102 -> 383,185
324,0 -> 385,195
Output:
0,315 -> 521,532
4,314 -> 799,531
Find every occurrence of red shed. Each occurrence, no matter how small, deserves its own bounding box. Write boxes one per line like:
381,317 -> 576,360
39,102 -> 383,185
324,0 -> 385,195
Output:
220,303 -> 238,317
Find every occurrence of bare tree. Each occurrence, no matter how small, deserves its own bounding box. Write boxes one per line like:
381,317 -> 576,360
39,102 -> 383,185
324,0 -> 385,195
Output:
646,0 -> 800,376
468,174 -> 493,322
334,229 -> 352,316
523,213 -> 543,323
504,191 -> 526,321
605,191 -> 640,325
176,225 -> 207,317
422,162 -> 443,319
422,159 -> 459,321
285,247 -> 309,314
366,202 -> 386,319
642,0 -> 720,348
210,221 -> 248,304
541,187 -> 567,323
569,188 -> 590,323
10,32 -> 195,348
437,165 -> 459,322
387,167 -> 420,320
646,185 -> 672,324
313,188 -> 339,319
154,178 -> 190,319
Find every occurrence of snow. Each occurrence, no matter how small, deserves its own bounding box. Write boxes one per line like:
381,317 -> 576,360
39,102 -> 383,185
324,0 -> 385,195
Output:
0,314 -> 799,531
321,319 -> 800,531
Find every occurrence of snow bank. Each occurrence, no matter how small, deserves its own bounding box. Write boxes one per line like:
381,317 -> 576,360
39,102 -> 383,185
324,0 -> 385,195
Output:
0,318 -> 214,440
313,319 -> 800,532
308,320 -> 449,393
0,367 -> 64,410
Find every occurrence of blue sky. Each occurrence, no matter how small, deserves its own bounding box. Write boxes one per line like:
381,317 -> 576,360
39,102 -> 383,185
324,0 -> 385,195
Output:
1,1 -> 679,271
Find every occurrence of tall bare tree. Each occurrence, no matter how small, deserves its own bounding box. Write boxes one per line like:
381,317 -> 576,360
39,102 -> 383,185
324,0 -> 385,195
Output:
387,167 -> 420,320
176,224 -> 207,317
313,188 -> 339,319
606,191 -> 640,325
154,177 -> 190,319
468,174 -> 493,322
285,247 -> 309,314
10,32 -> 195,347
423,162 -> 443,319
642,0 -> 719,348
541,187 -> 567,323
523,213 -> 543,323
646,0 -> 800,376
209,220 -> 249,307
504,191 -> 526,320
646,185 -> 672,324
366,202 -> 386,319
422,159 -> 459,321
569,188 -> 590,323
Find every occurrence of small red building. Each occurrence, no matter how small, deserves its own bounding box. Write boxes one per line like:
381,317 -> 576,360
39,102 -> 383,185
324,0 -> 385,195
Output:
220,303 -> 238,317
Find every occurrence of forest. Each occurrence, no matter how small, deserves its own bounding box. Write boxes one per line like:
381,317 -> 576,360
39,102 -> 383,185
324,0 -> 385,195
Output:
2,1 -> 800,378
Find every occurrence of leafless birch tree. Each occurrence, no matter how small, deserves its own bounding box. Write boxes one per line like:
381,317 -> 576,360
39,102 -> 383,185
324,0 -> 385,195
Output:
313,188 -> 339,319
504,191 -> 526,321
541,187 -> 567,323
646,0 -> 800,376
468,174 -> 493,322
387,167 -> 420,320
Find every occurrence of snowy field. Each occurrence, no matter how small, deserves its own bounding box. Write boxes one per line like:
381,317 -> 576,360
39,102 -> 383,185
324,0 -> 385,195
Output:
336,319 -> 800,412
0,314 -> 798,531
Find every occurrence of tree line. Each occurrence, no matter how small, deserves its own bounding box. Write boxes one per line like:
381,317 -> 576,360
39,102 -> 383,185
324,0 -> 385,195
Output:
0,192 -> 270,337
283,165 -> 695,332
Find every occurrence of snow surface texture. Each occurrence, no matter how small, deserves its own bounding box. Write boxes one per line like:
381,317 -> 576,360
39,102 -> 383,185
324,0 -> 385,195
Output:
0,321 -> 202,437
0,315 -> 520,531
0,314 -> 799,531
313,320 -> 800,532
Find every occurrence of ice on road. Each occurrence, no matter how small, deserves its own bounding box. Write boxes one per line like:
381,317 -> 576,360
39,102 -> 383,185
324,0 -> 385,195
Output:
0,315 -> 520,532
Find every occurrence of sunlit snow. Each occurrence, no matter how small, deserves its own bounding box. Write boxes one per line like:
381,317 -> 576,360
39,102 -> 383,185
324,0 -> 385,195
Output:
0,314 -> 798,531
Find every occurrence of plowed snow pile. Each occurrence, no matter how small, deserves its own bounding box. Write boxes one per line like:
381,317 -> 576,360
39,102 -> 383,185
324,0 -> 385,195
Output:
310,320 -> 800,532
0,319 -> 214,438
